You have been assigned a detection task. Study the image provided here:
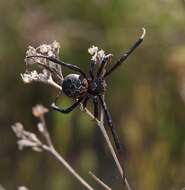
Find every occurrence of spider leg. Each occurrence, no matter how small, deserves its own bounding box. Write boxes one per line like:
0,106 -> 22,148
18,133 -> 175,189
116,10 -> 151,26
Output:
98,95 -> 122,152
82,96 -> 89,110
51,96 -> 84,114
88,60 -> 95,80
26,55 -> 87,78
93,96 -> 99,118
104,28 -> 146,78
97,54 -> 113,77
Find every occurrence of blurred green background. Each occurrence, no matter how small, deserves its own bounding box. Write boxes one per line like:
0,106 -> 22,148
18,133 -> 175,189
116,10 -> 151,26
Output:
0,0 -> 185,189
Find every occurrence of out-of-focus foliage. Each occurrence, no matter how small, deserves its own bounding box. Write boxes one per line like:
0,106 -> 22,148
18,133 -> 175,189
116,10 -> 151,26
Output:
0,0 -> 185,190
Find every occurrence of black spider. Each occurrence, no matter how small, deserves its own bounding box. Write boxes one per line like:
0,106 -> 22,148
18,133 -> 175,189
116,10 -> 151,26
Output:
26,28 -> 146,153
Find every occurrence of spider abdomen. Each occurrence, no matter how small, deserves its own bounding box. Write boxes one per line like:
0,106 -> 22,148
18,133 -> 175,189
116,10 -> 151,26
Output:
62,74 -> 88,98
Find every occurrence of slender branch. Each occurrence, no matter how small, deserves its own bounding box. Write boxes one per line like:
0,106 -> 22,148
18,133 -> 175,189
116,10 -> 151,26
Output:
43,146 -> 94,190
100,96 -> 131,190
89,171 -> 112,190
39,115 -> 53,148
99,103 -> 123,177
38,116 -> 95,190
82,105 -> 132,190
82,107 -> 123,175
16,105 -> 95,190
0,184 -> 6,190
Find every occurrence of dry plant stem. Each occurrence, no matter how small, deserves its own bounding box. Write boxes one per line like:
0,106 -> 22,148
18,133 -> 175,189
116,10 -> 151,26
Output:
124,178 -> 131,190
48,79 -> 62,90
99,105 -> 123,177
45,146 -> 94,190
40,117 -> 94,190
83,107 -> 123,175
89,171 -> 112,190
0,184 -> 6,190
40,115 -> 53,147
100,107 -> 131,190
83,106 -> 132,190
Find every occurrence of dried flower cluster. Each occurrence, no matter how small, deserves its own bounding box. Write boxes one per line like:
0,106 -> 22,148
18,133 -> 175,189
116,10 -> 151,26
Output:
12,122 -> 42,152
88,45 -> 113,65
21,41 -> 63,90
17,186 -> 29,190
12,104 -> 52,153
12,105 -> 96,190
32,104 -> 48,118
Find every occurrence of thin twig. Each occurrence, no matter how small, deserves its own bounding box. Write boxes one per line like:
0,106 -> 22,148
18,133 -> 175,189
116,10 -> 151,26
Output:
99,104 -> 123,178
39,121 -> 94,190
89,171 -> 112,190
100,96 -> 132,190
82,106 -> 132,190
31,105 -> 95,190
0,184 -> 6,190
83,107 -> 123,175
39,115 -> 53,148
43,146 -> 94,190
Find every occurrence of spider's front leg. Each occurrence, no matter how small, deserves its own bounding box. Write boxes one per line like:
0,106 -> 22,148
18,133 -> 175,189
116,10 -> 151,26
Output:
97,54 -> 113,77
26,55 -> 87,78
104,28 -> 146,77
98,95 -> 122,152
93,96 -> 99,119
51,96 -> 84,114
88,60 -> 95,80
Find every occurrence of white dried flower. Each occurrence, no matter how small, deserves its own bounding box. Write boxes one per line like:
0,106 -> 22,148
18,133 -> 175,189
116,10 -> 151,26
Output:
18,186 -> 29,190
37,122 -> 45,133
21,70 -> 50,83
88,45 -> 98,55
21,70 -> 47,83
32,104 -> 48,118
12,122 -> 24,138
12,122 -> 43,152
26,41 -> 60,58
21,70 -> 62,90
23,41 -> 63,89
21,70 -> 45,83
17,139 -> 39,150
97,49 -> 105,59
88,45 -> 106,64
32,146 -> 43,152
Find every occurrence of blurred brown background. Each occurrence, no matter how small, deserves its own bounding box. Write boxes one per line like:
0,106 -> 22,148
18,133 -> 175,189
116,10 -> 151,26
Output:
0,0 -> 185,189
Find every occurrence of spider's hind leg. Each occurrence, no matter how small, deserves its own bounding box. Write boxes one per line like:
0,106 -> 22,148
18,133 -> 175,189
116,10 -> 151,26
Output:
93,96 -> 99,119
98,95 -> 122,152
81,96 -> 89,110
51,97 -> 84,114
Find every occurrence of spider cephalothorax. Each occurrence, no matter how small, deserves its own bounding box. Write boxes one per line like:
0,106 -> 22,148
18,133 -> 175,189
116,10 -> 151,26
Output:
88,77 -> 107,95
26,28 -> 146,152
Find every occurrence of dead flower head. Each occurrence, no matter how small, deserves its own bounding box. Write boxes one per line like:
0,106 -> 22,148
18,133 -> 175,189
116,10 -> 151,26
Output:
88,45 -> 113,65
21,41 -> 63,90
18,186 -> 29,190
12,122 -> 42,152
32,104 -> 48,118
